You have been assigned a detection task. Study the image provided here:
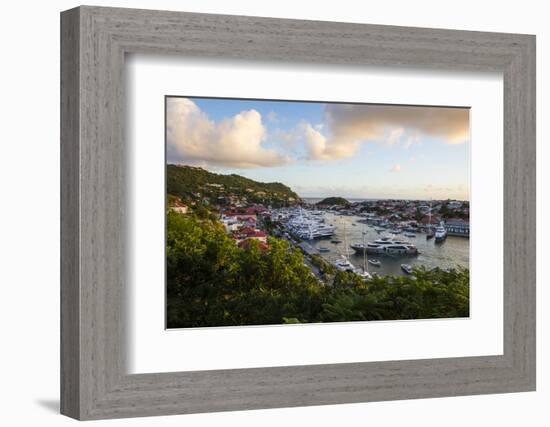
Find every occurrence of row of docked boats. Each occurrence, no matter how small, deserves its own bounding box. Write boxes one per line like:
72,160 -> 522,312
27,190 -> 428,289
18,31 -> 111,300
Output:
332,222 -> 418,279
285,208 -> 336,240
278,207 -> 448,244
334,255 -> 372,280
335,255 -> 413,277
375,222 -> 447,243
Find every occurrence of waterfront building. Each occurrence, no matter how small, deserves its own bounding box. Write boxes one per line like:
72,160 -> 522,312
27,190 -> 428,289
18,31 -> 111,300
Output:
444,218 -> 470,236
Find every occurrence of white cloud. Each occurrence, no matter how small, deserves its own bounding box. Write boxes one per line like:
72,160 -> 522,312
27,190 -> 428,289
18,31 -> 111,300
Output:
390,164 -> 402,172
304,123 -> 360,161
403,132 -> 421,149
166,98 -> 289,168
386,127 -> 405,146
304,104 -> 469,160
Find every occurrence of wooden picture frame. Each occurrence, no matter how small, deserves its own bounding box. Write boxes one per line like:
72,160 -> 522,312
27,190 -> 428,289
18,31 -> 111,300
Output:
60,5 -> 536,420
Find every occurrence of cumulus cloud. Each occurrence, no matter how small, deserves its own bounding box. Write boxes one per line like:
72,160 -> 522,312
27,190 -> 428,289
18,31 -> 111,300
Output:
390,164 -> 402,172
304,123 -> 361,161
304,104 -> 469,160
166,98 -> 289,168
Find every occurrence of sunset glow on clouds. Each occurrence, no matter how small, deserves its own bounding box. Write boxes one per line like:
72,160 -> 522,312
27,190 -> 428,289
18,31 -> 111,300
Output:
304,104 -> 469,160
166,97 -> 470,200
167,98 -> 289,168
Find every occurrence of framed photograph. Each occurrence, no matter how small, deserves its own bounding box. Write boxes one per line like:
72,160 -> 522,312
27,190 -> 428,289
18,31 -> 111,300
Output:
61,6 -> 536,420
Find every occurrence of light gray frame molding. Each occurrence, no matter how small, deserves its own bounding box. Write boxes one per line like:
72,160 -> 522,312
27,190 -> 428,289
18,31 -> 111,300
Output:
61,5 -> 536,420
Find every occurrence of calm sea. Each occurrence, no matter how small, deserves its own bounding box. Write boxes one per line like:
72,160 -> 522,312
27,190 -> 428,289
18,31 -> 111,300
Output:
302,197 -> 378,204
306,212 -> 469,276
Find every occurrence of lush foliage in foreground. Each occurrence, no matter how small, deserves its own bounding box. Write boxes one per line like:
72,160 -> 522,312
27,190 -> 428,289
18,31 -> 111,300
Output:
166,211 -> 469,328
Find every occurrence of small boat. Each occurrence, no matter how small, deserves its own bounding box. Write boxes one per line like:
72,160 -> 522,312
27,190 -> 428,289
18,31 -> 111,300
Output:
368,259 -> 381,267
404,233 -> 416,238
318,247 -> 330,253
331,239 -> 342,244
426,229 -> 435,239
401,264 -> 413,274
352,223 -> 357,226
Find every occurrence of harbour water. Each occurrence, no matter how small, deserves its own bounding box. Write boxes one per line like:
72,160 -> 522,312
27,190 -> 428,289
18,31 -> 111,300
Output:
306,212 -> 469,276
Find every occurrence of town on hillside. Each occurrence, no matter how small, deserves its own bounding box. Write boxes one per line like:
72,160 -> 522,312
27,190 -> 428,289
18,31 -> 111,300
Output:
168,165 -> 469,279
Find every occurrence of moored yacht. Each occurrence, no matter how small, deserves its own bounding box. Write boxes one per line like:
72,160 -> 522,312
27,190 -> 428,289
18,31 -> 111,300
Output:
351,237 -> 418,255
355,268 -> 372,280
384,243 -> 419,255
434,225 -> 447,242
335,255 -> 356,272
287,208 -> 335,239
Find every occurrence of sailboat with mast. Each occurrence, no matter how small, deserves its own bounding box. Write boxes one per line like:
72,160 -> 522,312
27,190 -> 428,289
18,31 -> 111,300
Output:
334,221 -> 364,273
355,225 -> 372,280
426,199 -> 435,240
334,221 -> 356,272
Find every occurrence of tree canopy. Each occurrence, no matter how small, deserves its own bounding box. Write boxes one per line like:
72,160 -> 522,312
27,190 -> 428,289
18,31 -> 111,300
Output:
316,197 -> 350,206
166,211 -> 469,328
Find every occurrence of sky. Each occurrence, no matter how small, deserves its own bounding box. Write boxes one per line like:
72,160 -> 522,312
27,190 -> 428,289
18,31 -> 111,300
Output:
166,96 -> 470,201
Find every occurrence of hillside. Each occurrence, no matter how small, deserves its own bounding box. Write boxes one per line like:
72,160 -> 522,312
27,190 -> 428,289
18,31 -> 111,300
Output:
316,196 -> 350,206
167,164 -> 301,207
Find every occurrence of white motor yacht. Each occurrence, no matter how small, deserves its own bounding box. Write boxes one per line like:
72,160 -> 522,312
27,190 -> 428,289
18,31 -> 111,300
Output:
352,237 -> 418,255
335,256 -> 356,272
434,225 -> 447,242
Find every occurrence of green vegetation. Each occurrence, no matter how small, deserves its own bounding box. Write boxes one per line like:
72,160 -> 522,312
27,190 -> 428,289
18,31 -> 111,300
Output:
316,196 -> 350,206
167,210 -> 470,328
310,254 -> 337,278
439,201 -> 470,220
167,164 -> 300,208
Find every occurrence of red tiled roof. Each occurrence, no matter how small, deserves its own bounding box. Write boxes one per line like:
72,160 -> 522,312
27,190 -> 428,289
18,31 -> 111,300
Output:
250,230 -> 267,238
237,239 -> 269,251
172,198 -> 187,208
239,226 -> 256,235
